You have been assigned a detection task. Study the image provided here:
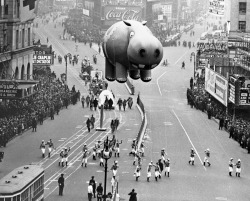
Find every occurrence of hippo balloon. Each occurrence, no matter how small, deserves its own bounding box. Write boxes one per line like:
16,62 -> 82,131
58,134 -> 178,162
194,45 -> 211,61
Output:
103,20 -> 163,83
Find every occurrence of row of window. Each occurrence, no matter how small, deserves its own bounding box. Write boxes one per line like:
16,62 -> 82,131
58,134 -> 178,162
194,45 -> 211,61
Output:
15,28 -> 31,49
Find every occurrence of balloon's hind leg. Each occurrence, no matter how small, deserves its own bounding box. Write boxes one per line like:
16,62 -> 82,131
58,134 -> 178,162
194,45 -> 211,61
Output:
140,70 -> 152,82
105,58 -> 116,81
116,62 -> 127,83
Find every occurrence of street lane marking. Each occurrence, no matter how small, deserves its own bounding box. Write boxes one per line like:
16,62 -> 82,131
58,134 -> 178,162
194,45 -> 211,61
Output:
76,125 -> 82,128
157,71 -> 167,96
215,198 -> 227,201
163,122 -> 173,126
125,129 -> 131,130
58,140 -> 64,141
172,109 -> 206,171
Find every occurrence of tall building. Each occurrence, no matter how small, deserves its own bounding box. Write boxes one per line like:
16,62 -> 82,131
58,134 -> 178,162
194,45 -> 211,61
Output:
0,0 -> 36,80
228,0 -> 250,75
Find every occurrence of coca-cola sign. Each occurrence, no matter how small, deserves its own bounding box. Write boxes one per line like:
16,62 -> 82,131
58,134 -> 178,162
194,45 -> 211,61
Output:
103,6 -> 144,26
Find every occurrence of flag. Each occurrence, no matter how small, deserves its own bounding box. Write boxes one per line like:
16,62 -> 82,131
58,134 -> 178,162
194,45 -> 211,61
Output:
20,0 -> 37,22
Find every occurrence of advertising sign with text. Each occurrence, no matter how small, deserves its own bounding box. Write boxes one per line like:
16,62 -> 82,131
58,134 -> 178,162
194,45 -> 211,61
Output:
205,67 -> 228,106
209,0 -> 225,16
33,54 -> 53,65
102,6 -> 144,27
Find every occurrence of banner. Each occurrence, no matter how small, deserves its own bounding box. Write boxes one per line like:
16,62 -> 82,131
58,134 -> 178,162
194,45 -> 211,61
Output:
90,70 -> 103,80
20,0 -> 37,22
102,6 -> 144,27
205,67 -> 228,106
209,0 -> 225,16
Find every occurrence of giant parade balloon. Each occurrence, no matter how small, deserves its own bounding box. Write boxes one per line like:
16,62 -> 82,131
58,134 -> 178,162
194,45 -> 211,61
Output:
103,20 -> 163,83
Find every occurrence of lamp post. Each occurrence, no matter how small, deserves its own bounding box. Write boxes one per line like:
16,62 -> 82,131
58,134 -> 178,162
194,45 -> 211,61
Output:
102,136 -> 111,201
64,53 -> 71,83
191,52 -> 196,78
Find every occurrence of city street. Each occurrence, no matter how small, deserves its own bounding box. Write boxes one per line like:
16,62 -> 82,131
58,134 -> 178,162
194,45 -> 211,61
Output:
1,13 -> 250,201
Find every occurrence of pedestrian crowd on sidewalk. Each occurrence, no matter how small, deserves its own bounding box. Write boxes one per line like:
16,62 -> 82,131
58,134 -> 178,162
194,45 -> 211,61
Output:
187,85 -> 250,154
0,69 -> 79,147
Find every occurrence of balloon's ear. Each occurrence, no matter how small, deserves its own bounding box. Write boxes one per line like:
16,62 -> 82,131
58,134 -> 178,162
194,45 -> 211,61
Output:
142,21 -> 147,26
123,20 -> 131,26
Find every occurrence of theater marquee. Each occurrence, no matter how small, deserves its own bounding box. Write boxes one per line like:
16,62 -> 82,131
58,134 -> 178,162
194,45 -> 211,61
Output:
33,54 -> 53,65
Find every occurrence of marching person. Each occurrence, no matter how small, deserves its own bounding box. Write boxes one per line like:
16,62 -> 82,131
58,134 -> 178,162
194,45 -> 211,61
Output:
40,140 -> 46,158
81,95 -> 85,108
63,147 -> 71,167
99,150 -> 104,167
129,139 -> 137,156
161,148 -> 167,161
235,159 -> 241,177
153,162 -> 161,181
134,165 -> 141,181
164,158 -> 170,177
128,189 -> 137,201
117,98 -> 123,111
229,158 -> 234,176
158,159 -> 164,178
122,99 -> 127,111
88,182 -> 93,201
46,139 -> 55,158
140,141 -> 145,157
59,148 -> 64,166
82,143 -> 89,167
146,162 -> 153,182
189,148 -> 196,165
93,147 -> 97,160
58,174 -> 65,196
204,148 -> 211,166
111,161 -> 119,179
114,139 -> 122,157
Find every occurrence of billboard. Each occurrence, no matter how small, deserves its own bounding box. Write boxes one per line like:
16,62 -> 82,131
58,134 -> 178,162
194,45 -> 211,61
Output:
205,67 -> 228,106
209,0 -> 225,16
0,82 -> 22,99
102,6 -> 144,28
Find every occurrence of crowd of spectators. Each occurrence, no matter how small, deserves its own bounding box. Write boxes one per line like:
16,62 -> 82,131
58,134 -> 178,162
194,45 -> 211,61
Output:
187,85 -> 250,153
0,69 -> 79,147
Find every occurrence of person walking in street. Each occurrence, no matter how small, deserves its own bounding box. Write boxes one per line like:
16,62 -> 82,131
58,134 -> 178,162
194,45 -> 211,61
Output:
122,99 -> 127,111
81,96 -> 85,108
88,182 -> 93,201
146,162 -> 152,182
46,139 -> 55,158
128,189 -> 137,201
90,115 -> 95,129
153,162 -> 161,181
111,161 -> 119,179
32,117 -> 37,132
96,183 -> 103,201
86,95 -> 90,108
40,140 -> 46,158
117,98 -> 123,111
189,148 -> 196,165
134,165 -> 141,181
181,61 -> 185,69
82,143 -> 89,167
58,174 -> 64,196
108,98 -> 113,110
86,118 -> 91,132
235,159 -> 241,177
89,176 -> 96,198
219,116 -> 224,130
164,158 -> 170,177
229,158 -> 234,176
204,148 -> 211,166
93,98 -> 98,111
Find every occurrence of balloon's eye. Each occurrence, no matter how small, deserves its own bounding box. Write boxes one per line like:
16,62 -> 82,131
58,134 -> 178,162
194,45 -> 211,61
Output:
130,32 -> 135,38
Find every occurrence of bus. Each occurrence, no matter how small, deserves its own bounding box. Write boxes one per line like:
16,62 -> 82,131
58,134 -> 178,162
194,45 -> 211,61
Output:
0,165 -> 44,201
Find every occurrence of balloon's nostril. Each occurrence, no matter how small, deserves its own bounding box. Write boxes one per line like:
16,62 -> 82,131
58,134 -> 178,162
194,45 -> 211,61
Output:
139,49 -> 146,57
154,49 -> 160,58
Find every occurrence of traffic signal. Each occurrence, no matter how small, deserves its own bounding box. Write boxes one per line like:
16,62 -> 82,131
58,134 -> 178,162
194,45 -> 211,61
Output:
0,151 -> 4,162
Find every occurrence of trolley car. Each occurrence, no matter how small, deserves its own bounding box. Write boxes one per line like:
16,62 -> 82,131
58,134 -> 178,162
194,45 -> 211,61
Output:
0,164 -> 44,201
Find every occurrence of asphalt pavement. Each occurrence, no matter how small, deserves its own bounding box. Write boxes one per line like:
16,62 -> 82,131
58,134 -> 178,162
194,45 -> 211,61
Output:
1,14 -> 250,201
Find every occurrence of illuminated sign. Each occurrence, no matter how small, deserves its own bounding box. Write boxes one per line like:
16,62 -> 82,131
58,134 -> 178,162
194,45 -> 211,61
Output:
209,0 -> 225,16
103,6 -> 144,26
197,42 -> 228,53
205,67 -> 228,106
33,54 -> 52,65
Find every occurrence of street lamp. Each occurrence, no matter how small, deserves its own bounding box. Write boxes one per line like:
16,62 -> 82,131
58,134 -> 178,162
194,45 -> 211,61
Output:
64,53 -> 72,83
191,52 -> 196,78
102,136 -> 112,201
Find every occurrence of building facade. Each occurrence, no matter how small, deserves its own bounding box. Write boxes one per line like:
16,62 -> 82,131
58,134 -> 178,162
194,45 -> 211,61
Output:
0,0 -> 35,80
